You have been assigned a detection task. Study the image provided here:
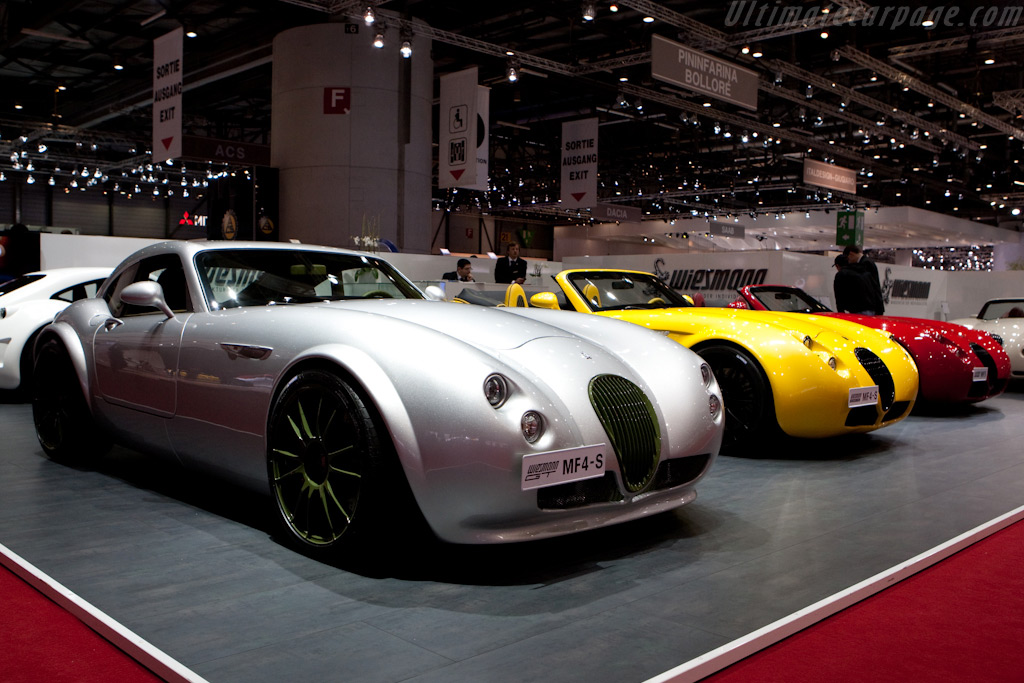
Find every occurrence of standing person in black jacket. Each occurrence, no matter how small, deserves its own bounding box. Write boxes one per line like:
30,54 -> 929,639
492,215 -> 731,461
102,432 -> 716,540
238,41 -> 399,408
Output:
494,243 -> 527,284
843,245 -> 885,315
834,254 -> 878,315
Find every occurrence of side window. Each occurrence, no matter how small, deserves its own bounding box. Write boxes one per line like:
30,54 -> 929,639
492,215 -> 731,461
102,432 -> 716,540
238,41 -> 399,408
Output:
105,256 -> 191,317
51,279 -> 105,304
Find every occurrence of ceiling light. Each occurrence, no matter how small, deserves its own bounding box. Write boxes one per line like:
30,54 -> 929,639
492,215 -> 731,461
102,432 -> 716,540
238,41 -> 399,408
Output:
400,39 -> 412,58
113,59 -> 124,71
609,3 -> 619,11
373,30 -> 385,48
185,27 -> 198,38
507,60 -> 519,82
363,6 -> 375,25
984,58 -> 995,65
922,18 -> 935,27
642,16 -> 655,23
582,2 -> 596,21
741,45 -> 750,55
751,44 -> 763,58
820,30 -> 829,39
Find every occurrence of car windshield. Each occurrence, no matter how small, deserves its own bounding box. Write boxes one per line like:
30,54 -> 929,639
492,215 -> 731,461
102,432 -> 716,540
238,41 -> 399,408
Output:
978,300 -> 1024,320
748,287 -> 832,313
0,273 -> 44,297
194,249 -> 425,309
565,271 -> 692,311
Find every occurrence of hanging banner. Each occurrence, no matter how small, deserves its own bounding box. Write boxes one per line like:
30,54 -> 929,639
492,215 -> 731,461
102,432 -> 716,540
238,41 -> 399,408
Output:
466,86 -> 490,191
595,203 -> 642,223
651,34 -> 758,111
439,67 -> 478,188
804,158 -> 857,195
152,27 -> 183,163
561,117 -> 598,209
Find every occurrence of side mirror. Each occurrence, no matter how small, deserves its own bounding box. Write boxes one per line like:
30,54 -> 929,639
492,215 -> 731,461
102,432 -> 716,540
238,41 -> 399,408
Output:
121,281 -> 174,319
423,285 -> 447,301
529,292 -> 561,310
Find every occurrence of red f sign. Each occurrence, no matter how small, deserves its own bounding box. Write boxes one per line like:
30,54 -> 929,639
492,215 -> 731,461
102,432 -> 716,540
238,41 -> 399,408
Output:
323,87 -> 351,115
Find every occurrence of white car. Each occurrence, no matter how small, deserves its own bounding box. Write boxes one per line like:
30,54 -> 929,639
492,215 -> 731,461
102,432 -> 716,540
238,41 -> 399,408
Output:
951,298 -> 1024,381
0,267 -> 111,392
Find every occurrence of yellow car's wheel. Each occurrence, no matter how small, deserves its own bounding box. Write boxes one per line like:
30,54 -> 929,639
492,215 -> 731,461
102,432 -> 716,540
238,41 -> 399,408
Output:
695,343 -> 776,453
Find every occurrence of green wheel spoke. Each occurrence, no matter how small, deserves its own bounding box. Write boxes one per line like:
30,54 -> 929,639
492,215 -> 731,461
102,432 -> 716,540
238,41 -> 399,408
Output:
323,480 -> 352,524
298,401 -> 314,439
272,448 -> 300,459
328,466 -> 360,478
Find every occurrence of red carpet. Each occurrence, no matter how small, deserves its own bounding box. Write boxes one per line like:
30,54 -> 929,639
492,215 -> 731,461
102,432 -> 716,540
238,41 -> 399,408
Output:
701,520 -> 1024,682
0,565 -> 164,683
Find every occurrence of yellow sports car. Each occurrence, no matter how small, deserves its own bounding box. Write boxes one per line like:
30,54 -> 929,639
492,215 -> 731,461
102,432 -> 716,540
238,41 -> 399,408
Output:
498,269 -> 919,451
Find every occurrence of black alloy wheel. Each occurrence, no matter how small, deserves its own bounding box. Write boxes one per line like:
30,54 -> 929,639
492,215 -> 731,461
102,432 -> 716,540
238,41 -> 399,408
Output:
32,338 -> 110,462
267,369 -> 391,558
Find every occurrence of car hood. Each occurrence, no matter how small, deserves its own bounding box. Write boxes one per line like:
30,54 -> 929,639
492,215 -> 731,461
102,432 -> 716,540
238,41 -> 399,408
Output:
598,306 -> 863,340
308,299 -> 580,351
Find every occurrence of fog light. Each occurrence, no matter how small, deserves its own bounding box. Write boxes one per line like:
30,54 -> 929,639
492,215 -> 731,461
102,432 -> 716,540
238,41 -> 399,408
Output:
484,374 -> 509,407
521,411 -> 544,442
709,394 -> 721,418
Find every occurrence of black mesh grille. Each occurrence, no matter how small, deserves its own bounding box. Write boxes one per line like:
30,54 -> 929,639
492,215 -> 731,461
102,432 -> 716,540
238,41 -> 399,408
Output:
853,347 -> 895,411
589,374 -> 661,492
845,405 -> 878,427
884,401 -> 910,423
650,454 -> 712,491
537,472 -> 622,510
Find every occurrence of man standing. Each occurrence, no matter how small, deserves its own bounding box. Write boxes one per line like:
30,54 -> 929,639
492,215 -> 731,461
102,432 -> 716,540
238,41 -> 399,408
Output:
494,243 -> 527,284
834,254 -> 877,315
442,258 -> 475,282
843,245 -> 885,315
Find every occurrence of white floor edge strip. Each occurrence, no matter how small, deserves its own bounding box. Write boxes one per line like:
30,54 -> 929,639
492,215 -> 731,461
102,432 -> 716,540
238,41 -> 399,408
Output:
644,503 -> 1024,683
0,541 -> 210,683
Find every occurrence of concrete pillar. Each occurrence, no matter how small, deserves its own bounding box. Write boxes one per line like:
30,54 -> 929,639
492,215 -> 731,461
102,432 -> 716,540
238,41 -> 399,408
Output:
271,23 -> 432,252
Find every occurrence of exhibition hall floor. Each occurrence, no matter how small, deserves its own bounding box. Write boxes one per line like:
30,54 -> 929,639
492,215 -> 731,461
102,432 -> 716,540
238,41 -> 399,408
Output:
2,389 -> 1024,683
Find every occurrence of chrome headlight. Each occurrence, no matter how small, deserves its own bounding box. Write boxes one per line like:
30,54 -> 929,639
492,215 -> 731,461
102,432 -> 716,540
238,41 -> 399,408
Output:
828,356 -> 837,371
990,333 -> 1004,347
483,373 -> 509,408
700,363 -> 713,387
802,335 -> 813,349
521,411 -> 544,443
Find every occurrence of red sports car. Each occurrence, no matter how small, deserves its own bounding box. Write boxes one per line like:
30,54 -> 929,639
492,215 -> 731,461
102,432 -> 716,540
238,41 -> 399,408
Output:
730,285 -> 1010,404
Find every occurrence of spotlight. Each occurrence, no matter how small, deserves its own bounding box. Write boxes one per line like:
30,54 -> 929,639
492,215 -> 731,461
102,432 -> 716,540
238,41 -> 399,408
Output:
582,1 -> 596,21
400,39 -> 412,58
363,5 -> 375,25
373,31 -> 385,48
751,44 -> 763,58
507,62 -> 519,82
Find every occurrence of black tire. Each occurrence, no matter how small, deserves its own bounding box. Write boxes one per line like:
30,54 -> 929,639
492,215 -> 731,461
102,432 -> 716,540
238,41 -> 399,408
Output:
16,328 -> 43,398
267,369 -> 401,560
32,338 -> 110,462
695,343 -> 777,453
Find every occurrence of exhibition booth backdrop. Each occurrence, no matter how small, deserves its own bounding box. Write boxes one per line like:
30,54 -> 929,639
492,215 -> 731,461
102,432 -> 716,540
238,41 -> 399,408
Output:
38,233 -> 1024,320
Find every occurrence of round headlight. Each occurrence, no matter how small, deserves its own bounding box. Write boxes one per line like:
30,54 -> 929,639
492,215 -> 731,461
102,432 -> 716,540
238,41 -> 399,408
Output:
521,411 -> 544,443
709,394 -> 721,418
483,374 -> 509,407
700,363 -> 713,387
828,356 -> 837,371
802,335 -> 813,349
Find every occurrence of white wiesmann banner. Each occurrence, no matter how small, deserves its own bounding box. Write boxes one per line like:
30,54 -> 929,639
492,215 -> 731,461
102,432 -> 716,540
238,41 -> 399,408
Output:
803,158 -> 857,195
651,34 -> 758,111
439,67 -> 479,188
152,27 -> 183,163
466,86 -> 490,191
561,117 -> 598,209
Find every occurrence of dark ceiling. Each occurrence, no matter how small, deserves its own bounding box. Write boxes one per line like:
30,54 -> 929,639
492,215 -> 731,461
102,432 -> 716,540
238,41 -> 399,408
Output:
2,0 -> 1024,231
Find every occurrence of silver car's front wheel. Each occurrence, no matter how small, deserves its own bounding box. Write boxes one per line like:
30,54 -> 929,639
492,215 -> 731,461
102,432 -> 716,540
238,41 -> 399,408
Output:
267,369 -> 387,556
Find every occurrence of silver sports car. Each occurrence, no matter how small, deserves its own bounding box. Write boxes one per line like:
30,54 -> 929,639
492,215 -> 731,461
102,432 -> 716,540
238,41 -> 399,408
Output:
33,241 -> 724,558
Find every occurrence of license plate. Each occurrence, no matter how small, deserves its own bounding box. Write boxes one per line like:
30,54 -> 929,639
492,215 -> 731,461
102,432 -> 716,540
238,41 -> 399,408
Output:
521,444 -> 607,491
973,366 -> 988,381
848,385 -> 879,408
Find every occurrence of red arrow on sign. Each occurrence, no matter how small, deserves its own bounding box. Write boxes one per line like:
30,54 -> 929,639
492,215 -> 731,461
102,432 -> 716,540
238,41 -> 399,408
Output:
161,137 -> 174,151
450,169 -> 465,180
571,192 -> 587,201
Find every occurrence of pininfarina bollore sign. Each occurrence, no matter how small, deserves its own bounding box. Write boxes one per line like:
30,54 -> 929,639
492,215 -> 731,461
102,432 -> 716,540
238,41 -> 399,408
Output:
651,34 -> 758,111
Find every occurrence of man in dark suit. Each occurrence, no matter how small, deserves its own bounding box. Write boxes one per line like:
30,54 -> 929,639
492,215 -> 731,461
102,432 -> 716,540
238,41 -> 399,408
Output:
494,243 -> 526,284
843,245 -> 885,315
442,258 -> 475,282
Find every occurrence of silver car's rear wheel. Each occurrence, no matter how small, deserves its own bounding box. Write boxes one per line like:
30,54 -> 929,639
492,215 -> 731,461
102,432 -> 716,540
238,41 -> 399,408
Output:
32,338 -> 110,461
267,369 -> 387,556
